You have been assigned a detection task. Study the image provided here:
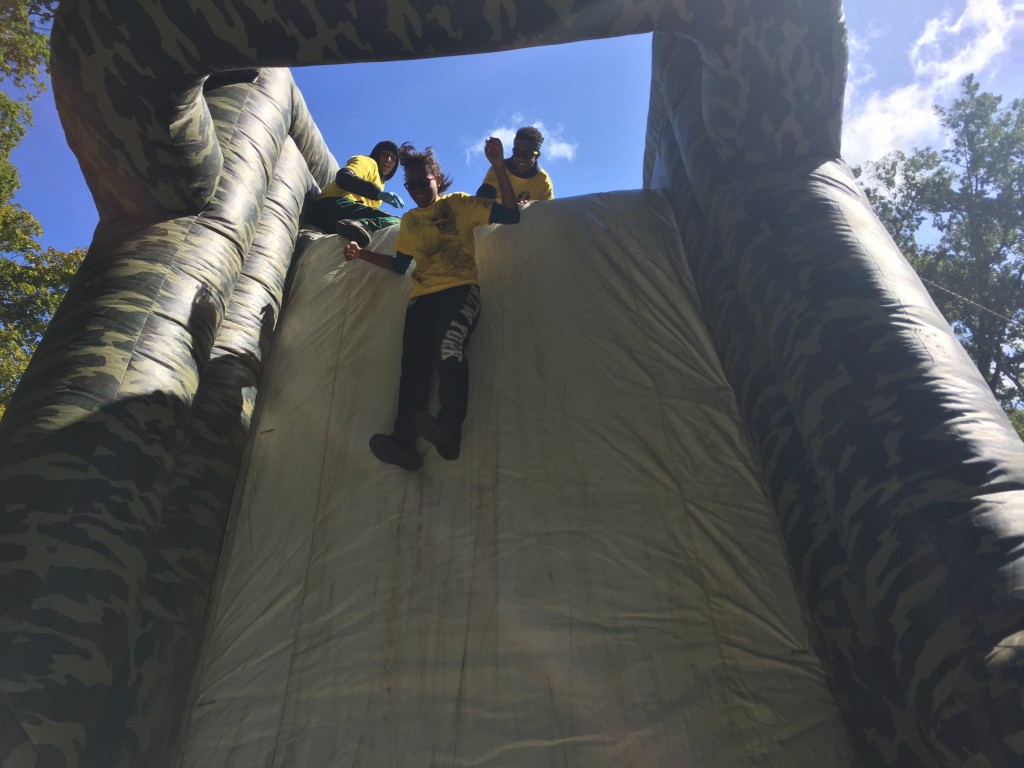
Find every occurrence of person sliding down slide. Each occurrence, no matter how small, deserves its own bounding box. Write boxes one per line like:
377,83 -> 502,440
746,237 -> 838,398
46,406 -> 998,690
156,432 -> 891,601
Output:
342,137 -> 520,471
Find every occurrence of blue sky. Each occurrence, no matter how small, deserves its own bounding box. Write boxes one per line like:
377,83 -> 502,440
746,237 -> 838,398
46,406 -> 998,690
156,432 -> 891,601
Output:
9,0 -> 1021,254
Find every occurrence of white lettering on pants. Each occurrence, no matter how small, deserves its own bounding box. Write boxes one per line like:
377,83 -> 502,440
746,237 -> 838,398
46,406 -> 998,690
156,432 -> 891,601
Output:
441,289 -> 480,362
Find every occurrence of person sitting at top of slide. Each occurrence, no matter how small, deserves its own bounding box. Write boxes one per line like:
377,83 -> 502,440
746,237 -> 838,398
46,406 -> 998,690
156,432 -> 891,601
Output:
475,126 -> 553,206
307,140 -> 405,245
343,138 -> 521,471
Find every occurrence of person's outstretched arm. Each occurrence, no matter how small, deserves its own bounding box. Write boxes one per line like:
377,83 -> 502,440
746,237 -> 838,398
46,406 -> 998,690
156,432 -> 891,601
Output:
335,167 -> 382,200
484,138 -> 520,224
344,241 -> 412,273
486,138 -> 518,214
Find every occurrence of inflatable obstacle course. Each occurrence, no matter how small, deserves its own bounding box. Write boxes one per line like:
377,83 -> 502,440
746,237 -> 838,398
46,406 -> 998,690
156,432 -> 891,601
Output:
1,2 -> 1022,766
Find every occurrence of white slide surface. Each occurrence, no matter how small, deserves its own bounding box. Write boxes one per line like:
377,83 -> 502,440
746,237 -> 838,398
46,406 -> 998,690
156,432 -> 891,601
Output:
176,191 -> 856,767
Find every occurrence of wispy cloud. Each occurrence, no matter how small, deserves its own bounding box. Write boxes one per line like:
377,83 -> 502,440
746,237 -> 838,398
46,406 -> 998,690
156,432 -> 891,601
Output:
463,118 -> 578,164
843,0 -> 1012,166
844,24 -> 881,107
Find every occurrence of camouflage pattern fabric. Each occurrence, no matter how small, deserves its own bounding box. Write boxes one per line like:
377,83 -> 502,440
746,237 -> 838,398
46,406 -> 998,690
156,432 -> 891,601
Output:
645,26 -> 1024,768
84,85 -> 317,766
45,0 -> 844,225
0,1 -> 1021,766
646,44 -> 942,765
0,62 -> 332,767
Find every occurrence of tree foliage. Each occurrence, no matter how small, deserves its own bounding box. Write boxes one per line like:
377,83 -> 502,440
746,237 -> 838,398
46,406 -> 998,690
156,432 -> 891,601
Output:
0,0 -> 51,93
855,76 -> 1024,422
0,0 -> 83,420
0,0 -> 50,252
1,246 -> 85,418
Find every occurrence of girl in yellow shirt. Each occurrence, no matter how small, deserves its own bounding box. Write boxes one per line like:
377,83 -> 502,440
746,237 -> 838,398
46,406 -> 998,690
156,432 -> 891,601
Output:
344,139 -> 519,470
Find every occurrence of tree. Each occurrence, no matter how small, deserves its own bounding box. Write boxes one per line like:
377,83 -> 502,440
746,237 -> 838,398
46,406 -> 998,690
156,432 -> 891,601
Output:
0,0 -> 84,420
1,0 -> 51,254
1,1 -> 51,94
855,76 -> 1024,426
1,246 -> 85,418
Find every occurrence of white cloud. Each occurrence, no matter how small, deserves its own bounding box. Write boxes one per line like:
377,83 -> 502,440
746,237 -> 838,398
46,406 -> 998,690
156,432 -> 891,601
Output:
911,0 -> 1012,87
844,25 -> 880,106
842,0 -> 1012,166
463,120 -> 578,164
844,84 -> 941,166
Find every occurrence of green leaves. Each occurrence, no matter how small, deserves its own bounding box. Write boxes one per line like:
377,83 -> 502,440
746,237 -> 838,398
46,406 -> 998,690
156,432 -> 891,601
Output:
857,75 -> 1024,432
0,247 -> 85,419
0,1 -> 76,421
0,0 -> 50,94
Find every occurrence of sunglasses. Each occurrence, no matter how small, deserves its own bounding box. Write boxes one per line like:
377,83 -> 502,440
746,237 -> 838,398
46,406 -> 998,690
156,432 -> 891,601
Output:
513,148 -> 540,159
404,176 -> 436,191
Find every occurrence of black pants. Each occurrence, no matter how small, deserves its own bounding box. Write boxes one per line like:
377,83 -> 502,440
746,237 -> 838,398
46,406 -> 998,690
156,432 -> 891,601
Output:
394,284 -> 482,436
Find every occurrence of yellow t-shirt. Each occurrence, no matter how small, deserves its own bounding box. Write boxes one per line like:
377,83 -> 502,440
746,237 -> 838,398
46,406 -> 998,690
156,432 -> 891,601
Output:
317,155 -> 383,208
480,166 -> 554,206
395,193 -> 495,298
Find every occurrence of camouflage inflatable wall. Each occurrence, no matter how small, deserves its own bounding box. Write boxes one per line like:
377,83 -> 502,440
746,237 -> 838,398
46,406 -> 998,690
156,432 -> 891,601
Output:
1,1 -> 1022,766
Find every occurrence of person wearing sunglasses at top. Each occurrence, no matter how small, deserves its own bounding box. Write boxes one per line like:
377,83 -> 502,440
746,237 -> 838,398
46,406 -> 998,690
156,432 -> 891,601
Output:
306,140 -> 406,246
343,138 -> 520,471
475,126 -> 554,206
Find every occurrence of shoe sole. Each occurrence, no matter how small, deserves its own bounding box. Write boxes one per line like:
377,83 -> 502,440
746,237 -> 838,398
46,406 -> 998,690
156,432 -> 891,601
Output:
335,222 -> 371,248
413,412 -> 460,461
369,433 -> 422,471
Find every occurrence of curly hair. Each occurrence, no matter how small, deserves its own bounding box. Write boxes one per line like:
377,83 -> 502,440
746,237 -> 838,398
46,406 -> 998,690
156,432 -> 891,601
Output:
398,143 -> 453,194
514,126 -> 544,146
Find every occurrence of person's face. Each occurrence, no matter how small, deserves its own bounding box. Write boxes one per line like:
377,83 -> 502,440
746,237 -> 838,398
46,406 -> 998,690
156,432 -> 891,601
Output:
404,165 -> 439,208
512,144 -> 540,173
377,150 -> 397,178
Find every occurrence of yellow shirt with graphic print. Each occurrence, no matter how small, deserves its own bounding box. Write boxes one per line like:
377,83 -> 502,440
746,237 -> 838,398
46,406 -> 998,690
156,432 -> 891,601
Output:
480,165 -> 554,206
395,193 -> 495,298
317,155 -> 383,208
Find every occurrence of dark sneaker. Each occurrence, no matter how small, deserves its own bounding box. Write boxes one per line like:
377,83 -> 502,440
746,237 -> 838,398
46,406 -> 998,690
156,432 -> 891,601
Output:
369,433 -> 422,471
413,411 -> 461,461
336,219 -> 371,247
